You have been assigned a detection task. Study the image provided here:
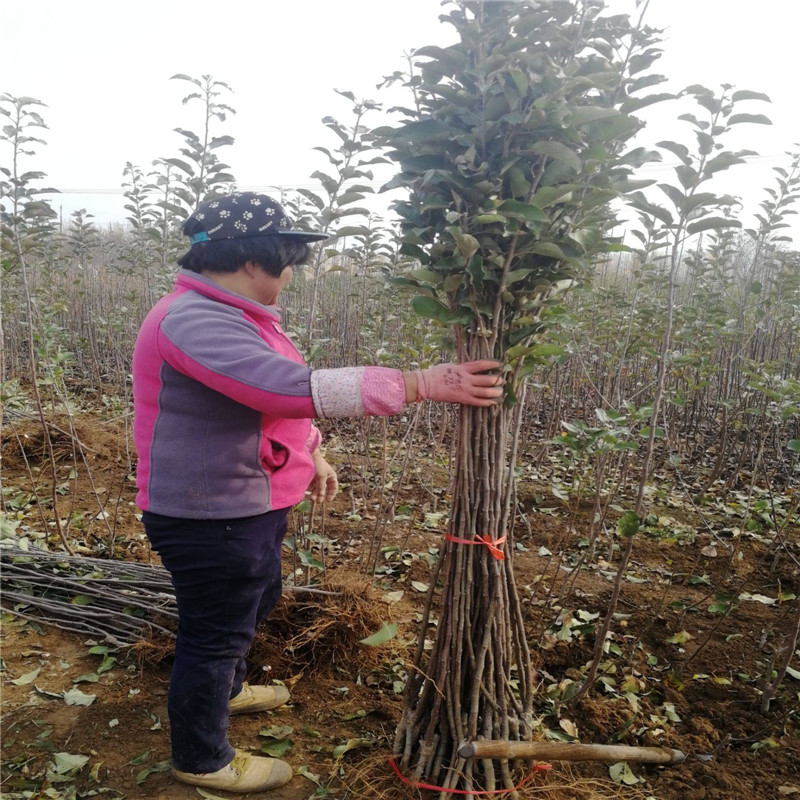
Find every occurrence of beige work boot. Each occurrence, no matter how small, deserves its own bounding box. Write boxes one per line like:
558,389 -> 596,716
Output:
173,749 -> 292,792
229,681 -> 290,715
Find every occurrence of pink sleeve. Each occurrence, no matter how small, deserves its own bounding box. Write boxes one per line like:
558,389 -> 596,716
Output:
362,367 -> 407,415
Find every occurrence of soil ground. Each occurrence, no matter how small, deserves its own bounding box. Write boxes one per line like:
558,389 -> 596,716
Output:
1,411 -> 799,799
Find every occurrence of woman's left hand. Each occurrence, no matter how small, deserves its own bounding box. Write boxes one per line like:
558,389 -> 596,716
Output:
308,451 -> 338,503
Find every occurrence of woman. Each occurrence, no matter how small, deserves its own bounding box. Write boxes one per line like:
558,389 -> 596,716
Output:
132,191 -> 501,793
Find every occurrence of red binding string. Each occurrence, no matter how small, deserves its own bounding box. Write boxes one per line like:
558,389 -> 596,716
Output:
388,757 -> 551,796
445,533 -> 507,560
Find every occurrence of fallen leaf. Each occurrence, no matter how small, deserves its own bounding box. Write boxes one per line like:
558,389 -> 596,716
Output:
196,789 -> 229,800
382,590 -> 404,603
333,737 -> 373,759
666,631 -> 693,645
11,667 -> 41,685
359,622 -> 397,646
128,749 -> 151,766
785,667 -> 800,681
261,738 -> 293,757
739,592 -> 778,605
701,545 -> 717,557
609,761 -> 640,785
559,718 -> 579,738
51,752 -> 90,774
259,725 -> 294,739
297,765 -> 322,786
135,760 -> 171,784
34,685 -> 63,700
411,581 -> 429,593
283,671 -> 304,690
63,688 -> 96,706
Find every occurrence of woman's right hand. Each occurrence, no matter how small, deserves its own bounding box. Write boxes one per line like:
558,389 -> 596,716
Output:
407,361 -> 503,406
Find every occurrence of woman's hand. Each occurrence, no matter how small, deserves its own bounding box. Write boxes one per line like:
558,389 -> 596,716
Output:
307,450 -> 338,503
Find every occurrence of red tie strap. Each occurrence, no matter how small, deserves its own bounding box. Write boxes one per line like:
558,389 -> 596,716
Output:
445,532 -> 507,560
388,757 -> 550,796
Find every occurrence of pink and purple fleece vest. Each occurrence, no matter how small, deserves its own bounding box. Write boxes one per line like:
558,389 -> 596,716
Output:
133,270 -> 405,519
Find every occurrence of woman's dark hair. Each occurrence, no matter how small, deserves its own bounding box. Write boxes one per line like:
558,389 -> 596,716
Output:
177,222 -> 312,276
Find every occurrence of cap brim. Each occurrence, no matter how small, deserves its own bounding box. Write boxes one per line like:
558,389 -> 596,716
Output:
278,230 -> 330,242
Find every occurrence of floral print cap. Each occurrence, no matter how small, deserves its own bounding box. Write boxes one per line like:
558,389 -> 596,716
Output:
186,192 -> 328,245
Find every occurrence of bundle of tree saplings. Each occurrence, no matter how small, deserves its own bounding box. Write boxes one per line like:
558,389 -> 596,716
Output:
0,542 -> 336,647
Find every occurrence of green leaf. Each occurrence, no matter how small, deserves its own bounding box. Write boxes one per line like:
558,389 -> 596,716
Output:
163,157 -> 195,176
617,511 -> 640,538
528,141 -> 581,172
261,738 -> 293,757
504,269 -> 533,286
406,269 -> 442,284
727,113 -> 771,126
731,90 -> 771,103
135,761 -> 171,785
298,550 -> 324,570
298,765 -> 322,785
497,199 -> 549,222
532,343 -> 564,358
97,656 -> 116,675
393,119 -> 452,143
570,106 -> 620,126
687,217 -> 742,236
656,140 -> 692,166
452,231 -> 480,259
787,440 -> 800,453
71,594 -> 93,605
530,241 -> 566,259
333,225 -> 369,238
359,622 -> 398,647
658,183 -> 686,212
128,750 -> 151,766
412,296 -> 454,324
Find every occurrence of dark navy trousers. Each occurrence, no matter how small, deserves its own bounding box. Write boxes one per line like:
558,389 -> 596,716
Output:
143,508 -> 288,773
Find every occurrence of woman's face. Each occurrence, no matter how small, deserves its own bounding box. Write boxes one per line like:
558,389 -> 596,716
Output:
254,264 -> 293,305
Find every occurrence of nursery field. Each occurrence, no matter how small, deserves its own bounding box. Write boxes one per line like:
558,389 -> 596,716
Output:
1,406 -> 798,800
3,2 -> 800,797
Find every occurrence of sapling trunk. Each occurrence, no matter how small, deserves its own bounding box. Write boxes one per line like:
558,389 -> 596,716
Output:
394,340 -> 535,793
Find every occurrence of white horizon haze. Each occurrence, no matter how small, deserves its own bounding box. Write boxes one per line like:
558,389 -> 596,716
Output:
2,0 -> 798,245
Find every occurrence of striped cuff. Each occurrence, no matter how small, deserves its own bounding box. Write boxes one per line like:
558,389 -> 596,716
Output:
310,367 -> 406,418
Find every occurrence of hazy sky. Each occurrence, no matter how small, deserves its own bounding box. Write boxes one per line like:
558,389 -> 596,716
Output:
2,0 -> 798,243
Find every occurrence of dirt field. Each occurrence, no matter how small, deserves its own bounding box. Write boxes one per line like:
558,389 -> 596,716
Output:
2,412 -> 798,799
